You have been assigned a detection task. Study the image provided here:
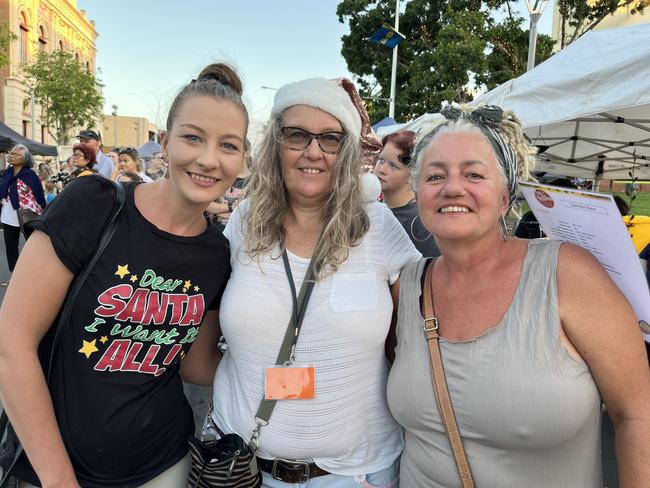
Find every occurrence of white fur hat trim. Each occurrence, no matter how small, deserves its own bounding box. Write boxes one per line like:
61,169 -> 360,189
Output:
272,78 -> 362,139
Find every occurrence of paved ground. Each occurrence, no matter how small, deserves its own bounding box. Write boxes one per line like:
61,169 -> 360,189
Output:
0,228 -> 619,486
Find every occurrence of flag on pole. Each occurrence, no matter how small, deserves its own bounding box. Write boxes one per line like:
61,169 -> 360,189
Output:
370,23 -> 405,49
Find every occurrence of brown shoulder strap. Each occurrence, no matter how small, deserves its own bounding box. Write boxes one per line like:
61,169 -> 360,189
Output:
423,260 -> 475,488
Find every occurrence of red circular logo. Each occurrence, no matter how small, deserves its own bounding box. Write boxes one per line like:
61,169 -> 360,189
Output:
534,189 -> 554,208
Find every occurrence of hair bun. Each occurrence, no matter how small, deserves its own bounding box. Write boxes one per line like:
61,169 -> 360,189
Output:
196,63 -> 243,96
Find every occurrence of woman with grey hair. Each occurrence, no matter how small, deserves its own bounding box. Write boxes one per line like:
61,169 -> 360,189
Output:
0,144 -> 46,285
387,104 -> 650,487
210,77 -> 420,487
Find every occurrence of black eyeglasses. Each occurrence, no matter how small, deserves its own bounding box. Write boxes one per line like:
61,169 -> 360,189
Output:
280,127 -> 345,155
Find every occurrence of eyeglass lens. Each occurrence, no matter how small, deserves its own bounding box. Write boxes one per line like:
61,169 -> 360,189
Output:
281,127 -> 344,154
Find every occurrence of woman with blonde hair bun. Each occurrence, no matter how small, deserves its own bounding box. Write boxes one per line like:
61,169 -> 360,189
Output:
212,77 -> 420,487
0,62 -> 247,487
387,103 -> 650,487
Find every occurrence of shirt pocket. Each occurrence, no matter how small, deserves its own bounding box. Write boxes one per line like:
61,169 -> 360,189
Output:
329,272 -> 378,313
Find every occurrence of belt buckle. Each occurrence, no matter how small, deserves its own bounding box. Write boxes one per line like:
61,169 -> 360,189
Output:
272,458 -> 311,484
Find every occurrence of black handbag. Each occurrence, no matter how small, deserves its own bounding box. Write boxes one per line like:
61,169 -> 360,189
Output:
17,208 -> 40,237
187,250 -> 320,488
0,181 -> 125,488
187,426 -> 261,488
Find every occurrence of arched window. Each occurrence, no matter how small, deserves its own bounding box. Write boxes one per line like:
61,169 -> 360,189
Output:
74,52 -> 79,63
38,25 -> 47,52
58,40 -> 64,51
85,61 -> 90,73
19,13 -> 29,63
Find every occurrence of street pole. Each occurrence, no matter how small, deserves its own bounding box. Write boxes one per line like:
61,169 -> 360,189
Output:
525,0 -> 548,71
388,0 -> 400,119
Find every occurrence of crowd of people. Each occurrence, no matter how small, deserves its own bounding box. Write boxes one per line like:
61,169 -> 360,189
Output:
0,63 -> 648,488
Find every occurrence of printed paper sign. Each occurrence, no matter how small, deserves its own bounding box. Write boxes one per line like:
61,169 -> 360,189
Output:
520,182 -> 650,342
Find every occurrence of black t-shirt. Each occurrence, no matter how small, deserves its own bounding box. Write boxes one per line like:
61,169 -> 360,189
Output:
29,176 -> 231,487
390,200 -> 440,258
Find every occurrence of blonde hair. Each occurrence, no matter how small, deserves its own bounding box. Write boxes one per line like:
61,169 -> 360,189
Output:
411,105 -> 537,198
241,114 -> 369,279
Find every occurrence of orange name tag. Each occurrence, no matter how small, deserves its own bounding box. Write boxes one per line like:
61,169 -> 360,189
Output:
265,366 -> 315,400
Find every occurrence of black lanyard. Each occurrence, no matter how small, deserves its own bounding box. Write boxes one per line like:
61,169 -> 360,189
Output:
251,249 -> 321,440
280,249 -> 319,364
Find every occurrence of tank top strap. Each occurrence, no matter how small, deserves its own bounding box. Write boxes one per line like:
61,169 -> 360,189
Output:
503,239 -> 565,358
396,258 -> 428,343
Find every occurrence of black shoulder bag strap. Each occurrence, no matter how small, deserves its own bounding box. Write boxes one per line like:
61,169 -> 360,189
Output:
247,249 -> 320,451
0,181 -> 125,487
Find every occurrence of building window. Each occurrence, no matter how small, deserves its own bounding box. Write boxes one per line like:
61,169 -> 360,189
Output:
59,40 -> 64,51
41,125 -> 46,143
19,14 -> 29,63
38,26 -> 47,52
85,61 -> 90,73
22,121 -> 29,138
74,52 -> 80,63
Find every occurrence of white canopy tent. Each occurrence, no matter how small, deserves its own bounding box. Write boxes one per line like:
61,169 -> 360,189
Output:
473,23 -> 650,181
377,24 -> 650,181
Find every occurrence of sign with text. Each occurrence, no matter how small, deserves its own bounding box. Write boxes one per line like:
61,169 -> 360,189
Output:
520,181 -> 650,342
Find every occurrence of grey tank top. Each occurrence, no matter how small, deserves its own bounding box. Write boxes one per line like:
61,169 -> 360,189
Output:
387,240 -> 602,488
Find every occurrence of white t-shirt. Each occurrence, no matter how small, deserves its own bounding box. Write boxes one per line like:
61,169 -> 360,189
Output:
213,200 -> 421,475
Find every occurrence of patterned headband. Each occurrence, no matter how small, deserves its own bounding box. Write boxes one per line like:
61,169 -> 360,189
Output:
440,104 -> 519,210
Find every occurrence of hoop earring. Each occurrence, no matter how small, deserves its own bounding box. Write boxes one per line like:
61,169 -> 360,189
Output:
500,215 -> 509,241
410,216 -> 432,242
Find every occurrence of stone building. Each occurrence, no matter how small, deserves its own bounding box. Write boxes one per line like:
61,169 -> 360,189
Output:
102,115 -> 158,150
551,0 -> 650,42
0,0 -> 97,144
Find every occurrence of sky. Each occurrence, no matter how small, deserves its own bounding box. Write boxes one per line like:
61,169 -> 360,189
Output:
77,0 -> 554,129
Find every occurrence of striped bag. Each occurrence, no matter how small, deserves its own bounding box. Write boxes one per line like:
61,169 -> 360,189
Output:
187,434 -> 261,488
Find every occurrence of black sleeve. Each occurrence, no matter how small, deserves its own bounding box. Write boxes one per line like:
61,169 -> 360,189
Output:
27,175 -> 117,275
208,261 -> 231,311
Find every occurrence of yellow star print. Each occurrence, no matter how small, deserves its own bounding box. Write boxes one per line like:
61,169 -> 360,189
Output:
79,339 -> 99,359
115,265 -> 130,279
130,275 -> 138,283
193,285 -> 200,292
184,280 -> 192,290
99,336 -> 108,344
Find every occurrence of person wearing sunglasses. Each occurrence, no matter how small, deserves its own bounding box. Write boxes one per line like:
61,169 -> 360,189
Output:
210,78 -> 420,487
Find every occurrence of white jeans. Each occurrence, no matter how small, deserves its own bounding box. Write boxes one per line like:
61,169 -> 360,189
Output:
17,454 -> 191,488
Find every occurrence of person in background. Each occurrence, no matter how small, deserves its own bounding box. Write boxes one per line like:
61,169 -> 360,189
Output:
387,104 -> 650,487
44,180 -> 57,205
108,148 -> 119,168
514,177 -> 577,239
0,62 -> 246,487
0,144 -> 46,286
76,130 -> 114,179
112,147 -> 153,183
374,130 -> 440,257
69,143 -> 97,180
37,162 -> 54,189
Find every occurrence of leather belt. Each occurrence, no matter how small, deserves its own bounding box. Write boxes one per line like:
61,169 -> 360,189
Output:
257,457 -> 330,484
